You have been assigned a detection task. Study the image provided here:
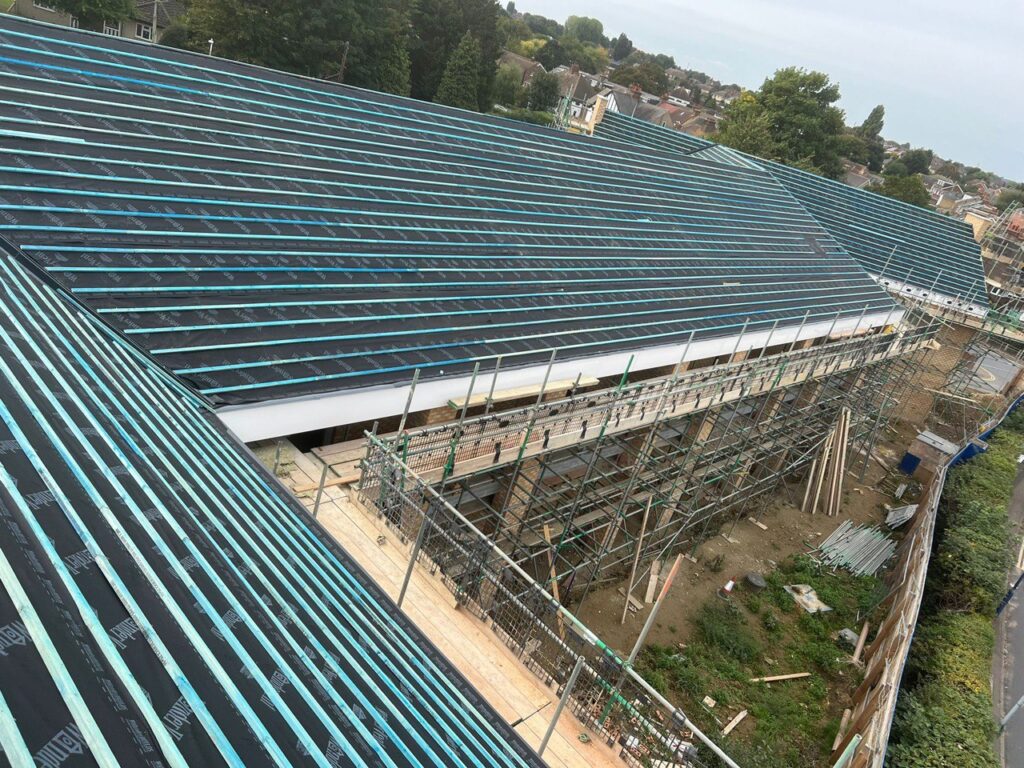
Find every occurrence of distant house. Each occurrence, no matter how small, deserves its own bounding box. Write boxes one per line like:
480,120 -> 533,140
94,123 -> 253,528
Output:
497,51 -> 546,87
679,110 -> 720,138
665,67 -> 689,83
600,89 -> 674,127
11,0 -> 184,42
657,101 -> 694,129
711,86 -> 741,106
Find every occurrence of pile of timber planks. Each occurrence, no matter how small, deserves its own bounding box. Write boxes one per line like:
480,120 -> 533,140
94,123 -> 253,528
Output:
802,407 -> 851,516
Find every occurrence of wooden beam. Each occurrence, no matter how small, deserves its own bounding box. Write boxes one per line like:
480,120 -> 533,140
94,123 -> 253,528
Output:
748,672 -> 810,683
621,499 -> 652,624
542,524 -> 566,640
722,709 -> 748,736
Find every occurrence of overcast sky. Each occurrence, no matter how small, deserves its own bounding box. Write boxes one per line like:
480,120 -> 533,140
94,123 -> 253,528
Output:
517,0 -> 1023,180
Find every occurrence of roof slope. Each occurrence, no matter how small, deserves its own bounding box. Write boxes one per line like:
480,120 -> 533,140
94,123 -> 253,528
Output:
0,239 -> 541,766
0,17 -> 895,405
595,111 -> 988,308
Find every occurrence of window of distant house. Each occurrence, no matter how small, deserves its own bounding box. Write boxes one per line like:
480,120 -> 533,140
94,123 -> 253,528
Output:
103,20 -> 120,36
136,22 -> 153,40
33,1 -> 58,11
69,16 -> 79,28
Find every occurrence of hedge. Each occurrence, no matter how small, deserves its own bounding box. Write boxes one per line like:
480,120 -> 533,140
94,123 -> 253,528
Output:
888,412 -> 1022,767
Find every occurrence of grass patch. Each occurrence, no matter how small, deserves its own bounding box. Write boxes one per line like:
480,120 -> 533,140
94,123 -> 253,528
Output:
638,555 -> 882,767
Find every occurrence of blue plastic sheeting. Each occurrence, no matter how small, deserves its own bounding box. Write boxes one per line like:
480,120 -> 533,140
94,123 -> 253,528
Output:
0,17 -> 897,405
0,237 -> 542,766
595,112 -> 988,310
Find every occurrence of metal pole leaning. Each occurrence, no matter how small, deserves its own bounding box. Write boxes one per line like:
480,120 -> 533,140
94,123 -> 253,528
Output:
395,368 -> 420,443
397,503 -> 432,609
538,655 -> 585,757
312,463 -> 329,518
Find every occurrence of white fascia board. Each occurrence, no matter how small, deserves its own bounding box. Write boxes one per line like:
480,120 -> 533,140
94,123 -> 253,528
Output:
216,308 -> 903,443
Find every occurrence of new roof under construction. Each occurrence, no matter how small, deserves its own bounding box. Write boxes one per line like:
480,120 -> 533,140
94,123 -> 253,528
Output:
0,17 -> 899,406
0,238 -> 542,765
595,112 -> 988,309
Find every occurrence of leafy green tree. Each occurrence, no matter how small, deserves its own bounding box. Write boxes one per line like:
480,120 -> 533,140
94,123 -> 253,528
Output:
557,36 -> 607,73
719,68 -> 845,178
609,62 -> 668,94
51,0 -> 134,27
872,174 -> 931,207
564,16 -> 605,46
885,159 -> 909,177
902,148 -> 934,175
434,31 -> 481,110
457,0 -> 501,110
524,70 -> 559,111
533,38 -> 567,70
715,92 -> 779,159
376,37 -> 412,96
522,12 -> 561,37
410,0 -> 461,100
857,104 -> 885,139
650,53 -> 676,69
492,64 -> 524,106
611,32 -> 633,61
996,188 -> 1024,211
836,133 -> 869,165
496,13 -> 531,49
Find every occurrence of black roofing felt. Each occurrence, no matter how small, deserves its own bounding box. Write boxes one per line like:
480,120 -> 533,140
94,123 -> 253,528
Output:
0,17 -> 898,406
0,238 -> 542,765
595,112 -> 989,308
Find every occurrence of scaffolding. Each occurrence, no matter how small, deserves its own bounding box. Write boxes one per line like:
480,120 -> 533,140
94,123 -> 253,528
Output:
364,309 -> 937,608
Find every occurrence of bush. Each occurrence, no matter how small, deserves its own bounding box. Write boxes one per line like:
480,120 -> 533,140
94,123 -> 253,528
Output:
889,682 -> 998,768
933,500 -> 1010,614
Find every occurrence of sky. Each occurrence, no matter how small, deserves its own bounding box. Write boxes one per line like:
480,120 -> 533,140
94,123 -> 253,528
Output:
516,0 -> 1024,181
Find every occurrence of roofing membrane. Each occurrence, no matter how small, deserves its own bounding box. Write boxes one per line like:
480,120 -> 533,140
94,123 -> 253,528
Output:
0,238 -> 541,766
595,111 -> 988,308
0,17 -> 897,406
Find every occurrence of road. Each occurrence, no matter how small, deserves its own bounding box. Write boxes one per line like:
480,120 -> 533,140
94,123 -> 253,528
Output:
994,462 -> 1024,766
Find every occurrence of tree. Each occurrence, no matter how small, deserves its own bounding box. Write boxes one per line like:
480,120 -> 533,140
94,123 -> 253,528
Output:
564,15 -> 604,46
885,159 -> 909,177
836,133 -> 869,165
609,62 -> 668,95
857,104 -> 885,140
497,13 -> 532,50
522,12 -> 561,37
51,0 -> 134,27
872,174 -> 931,207
410,0 -> 463,100
718,67 -> 845,178
376,37 -> 412,97
715,92 -> 780,159
493,64 -> 524,106
996,188 -> 1024,212
410,0 -> 499,108
434,31 -> 481,110
533,39 -> 567,70
457,0 -> 501,111
902,148 -> 934,175
557,36 -> 607,73
524,70 -> 559,111
611,32 -> 633,61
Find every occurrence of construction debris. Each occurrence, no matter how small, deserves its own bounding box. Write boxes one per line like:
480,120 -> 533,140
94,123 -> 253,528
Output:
802,407 -> 851,516
722,710 -> 748,736
749,672 -> 811,683
838,628 -> 860,649
815,520 -> 896,576
784,584 -> 832,614
885,503 -> 918,529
